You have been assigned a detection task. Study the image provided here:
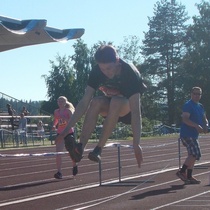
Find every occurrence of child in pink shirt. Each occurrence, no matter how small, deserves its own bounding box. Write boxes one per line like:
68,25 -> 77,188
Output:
52,96 -> 77,179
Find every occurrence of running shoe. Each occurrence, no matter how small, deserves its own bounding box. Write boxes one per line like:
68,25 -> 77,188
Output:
186,176 -> 201,184
72,165 -> 78,176
54,171 -> 62,179
64,134 -> 83,162
176,170 -> 188,182
88,146 -> 102,163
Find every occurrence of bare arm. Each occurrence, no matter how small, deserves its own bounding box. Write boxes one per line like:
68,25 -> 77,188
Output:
52,109 -> 59,131
129,93 -> 143,168
203,114 -> 209,133
58,86 -> 95,139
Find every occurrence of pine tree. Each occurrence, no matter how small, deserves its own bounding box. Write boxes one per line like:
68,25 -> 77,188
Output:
141,0 -> 189,125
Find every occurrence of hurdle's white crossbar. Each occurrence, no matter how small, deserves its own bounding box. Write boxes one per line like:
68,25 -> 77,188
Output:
0,115 -> 51,118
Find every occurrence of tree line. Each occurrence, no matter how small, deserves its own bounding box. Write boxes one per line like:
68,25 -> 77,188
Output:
40,0 -> 210,129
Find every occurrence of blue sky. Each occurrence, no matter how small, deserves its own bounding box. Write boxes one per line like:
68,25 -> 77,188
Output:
0,0 -> 200,101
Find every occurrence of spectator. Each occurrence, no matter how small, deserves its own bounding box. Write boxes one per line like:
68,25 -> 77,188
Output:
176,87 -> 208,184
6,104 -> 17,130
18,113 -> 27,144
21,106 -> 30,116
21,106 -> 30,123
37,120 -> 45,138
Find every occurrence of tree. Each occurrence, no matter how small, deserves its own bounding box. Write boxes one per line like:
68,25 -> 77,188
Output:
180,1 -> 210,118
41,54 -> 75,113
117,35 -> 142,65
115,36 -> 153,119
70,39 -> 92,104
141,0 -> 189,125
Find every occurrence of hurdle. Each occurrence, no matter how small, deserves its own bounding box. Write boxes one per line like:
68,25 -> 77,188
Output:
98,143 -> 122,186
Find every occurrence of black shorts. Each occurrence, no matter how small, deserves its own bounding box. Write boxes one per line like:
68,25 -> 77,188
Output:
104,96 -> 131,125
118,112 -> 131,125
102,112 -> 131,125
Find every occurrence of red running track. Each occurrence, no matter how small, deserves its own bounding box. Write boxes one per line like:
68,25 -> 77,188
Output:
1,135 -> 210,210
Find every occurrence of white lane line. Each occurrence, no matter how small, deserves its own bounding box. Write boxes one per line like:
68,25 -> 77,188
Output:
0,183 -> 99,207
59,170 -> 210,210
59,165 -> 171,210
1,161 -> 210,208
151,190 -> 210,210
174,205 -> 210,207
0,166 -> 176,208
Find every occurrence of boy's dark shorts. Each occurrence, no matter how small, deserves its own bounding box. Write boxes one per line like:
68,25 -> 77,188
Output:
180,137 -> 201,160
118,112 -> 131,125
102,112 -> 131,125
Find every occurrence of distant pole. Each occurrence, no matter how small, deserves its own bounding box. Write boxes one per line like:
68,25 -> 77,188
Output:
117,145 -> 122,182
99,160 -> 102,186
0,129 -> 3,148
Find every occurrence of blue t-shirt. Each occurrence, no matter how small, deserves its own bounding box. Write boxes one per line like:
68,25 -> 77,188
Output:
180,99 -> 205,139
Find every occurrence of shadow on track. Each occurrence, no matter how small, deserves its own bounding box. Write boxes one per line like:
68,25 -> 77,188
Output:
0,177 -> 74,191
130,184 -> 185,200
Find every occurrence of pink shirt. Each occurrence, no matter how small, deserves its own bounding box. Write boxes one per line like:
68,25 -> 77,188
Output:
53,108 -> 74,134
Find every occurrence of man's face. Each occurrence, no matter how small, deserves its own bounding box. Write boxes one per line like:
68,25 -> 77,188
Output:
98,62 -> 118,79
191,89 -> 202,103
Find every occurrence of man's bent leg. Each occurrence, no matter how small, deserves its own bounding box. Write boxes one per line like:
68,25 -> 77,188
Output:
64,133 -> 83,163
64,97 -> 110,163
98,97 -> 130,148
79,97 -> 110,150
88,97 -> 130,162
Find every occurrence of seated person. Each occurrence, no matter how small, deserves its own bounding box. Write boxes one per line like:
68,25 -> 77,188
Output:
18,113 -> 27,144
37,120 -> 45,137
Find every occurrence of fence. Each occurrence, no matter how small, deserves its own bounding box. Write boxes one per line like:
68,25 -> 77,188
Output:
0,128 -> 57,148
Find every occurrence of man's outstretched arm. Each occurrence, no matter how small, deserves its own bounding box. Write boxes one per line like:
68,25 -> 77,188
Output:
56,86 -> 95,140
129,93 -> 143,168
